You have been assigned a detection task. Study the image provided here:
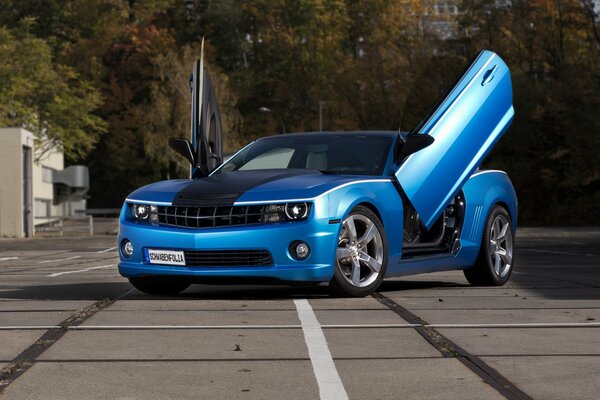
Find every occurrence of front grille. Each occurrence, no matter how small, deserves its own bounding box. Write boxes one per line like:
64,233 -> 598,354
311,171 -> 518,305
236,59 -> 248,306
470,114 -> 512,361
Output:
157,206 -> 264,228
184,250 -> 273,266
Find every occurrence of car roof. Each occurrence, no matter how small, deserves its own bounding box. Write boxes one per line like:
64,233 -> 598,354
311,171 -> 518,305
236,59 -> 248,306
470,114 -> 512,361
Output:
256,131 -> 407,141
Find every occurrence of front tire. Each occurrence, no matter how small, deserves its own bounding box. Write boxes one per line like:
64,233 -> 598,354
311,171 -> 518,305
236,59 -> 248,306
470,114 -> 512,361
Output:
330,206 -> 388,297
129,277 -> 191,295
464,205 -> 515,286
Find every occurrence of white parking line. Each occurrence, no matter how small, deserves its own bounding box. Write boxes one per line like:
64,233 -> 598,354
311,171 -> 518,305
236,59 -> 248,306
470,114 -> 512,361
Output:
12,324 -> 410,330
0,326 -> 61,330
428,322 -> 600,328
294,299 -> 349,400
97,246 -> 117,253
37,256 -> 81,264
0,257 -> 18,261
1,322 -> 599,331
66,322 -> 600,329
69,324 -> 415,330
47,264 -> 115,277
71,325 -> 303,330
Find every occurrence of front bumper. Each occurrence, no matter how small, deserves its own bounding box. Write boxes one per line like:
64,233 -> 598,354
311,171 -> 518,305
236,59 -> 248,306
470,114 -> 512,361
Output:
117,208 -> 339,283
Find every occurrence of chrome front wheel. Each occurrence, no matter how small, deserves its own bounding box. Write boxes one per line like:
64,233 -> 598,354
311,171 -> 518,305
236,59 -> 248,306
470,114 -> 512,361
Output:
330,206 -> 387,297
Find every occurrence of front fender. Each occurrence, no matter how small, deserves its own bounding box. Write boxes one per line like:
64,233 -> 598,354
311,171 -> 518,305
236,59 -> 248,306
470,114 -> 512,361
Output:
325,180 -> 404,264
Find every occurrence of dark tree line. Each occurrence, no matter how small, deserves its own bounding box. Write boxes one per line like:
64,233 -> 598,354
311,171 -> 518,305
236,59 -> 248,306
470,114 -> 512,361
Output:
0,0 -> 598,225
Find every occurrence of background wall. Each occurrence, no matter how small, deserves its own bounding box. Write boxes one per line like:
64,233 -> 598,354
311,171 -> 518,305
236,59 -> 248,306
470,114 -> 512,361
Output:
0,128 -> 32,237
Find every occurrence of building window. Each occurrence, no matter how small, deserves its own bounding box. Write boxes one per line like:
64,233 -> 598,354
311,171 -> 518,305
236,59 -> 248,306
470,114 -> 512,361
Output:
35,198 -> 52,218
42,166 -> 54,183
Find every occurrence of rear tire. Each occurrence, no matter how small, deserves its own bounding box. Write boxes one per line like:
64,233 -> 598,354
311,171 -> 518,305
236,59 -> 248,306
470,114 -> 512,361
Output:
330,206 -> 388,297
464,205 -> 514,286
129,277 -> 191,295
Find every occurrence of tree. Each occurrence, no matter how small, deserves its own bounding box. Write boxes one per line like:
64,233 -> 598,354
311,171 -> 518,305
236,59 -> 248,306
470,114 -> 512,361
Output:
459,0 -> 600,225
86,17 -> 241,206
1,0 -> 597,224
0,24 -> 106,160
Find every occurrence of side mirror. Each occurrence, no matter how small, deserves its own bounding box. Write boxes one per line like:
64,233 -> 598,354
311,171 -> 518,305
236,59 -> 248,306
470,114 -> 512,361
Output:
169,138 -> 196,165
394,133 -> 435,164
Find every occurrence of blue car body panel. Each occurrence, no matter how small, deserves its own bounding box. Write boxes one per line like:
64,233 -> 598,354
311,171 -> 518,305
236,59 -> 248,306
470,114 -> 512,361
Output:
384,170 -> 518,277
395,50 -> 514,229
119,169 -> 517,281
120,177 -> 406,281
118,50 -> 518,286
118,203 -> 338,282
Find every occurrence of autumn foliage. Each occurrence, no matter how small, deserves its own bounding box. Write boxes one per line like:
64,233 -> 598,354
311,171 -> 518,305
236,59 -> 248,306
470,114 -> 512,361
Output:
0,0 -> 598,225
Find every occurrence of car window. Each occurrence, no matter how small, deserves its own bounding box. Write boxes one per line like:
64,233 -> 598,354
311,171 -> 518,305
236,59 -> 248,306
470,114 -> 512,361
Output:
324,140 -> 388,173
214,135 -> 392,175
239,147 -> 295,170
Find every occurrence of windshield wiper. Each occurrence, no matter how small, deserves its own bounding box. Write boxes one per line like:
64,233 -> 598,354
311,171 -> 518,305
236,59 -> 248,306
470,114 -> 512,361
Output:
319,169 -> 344,175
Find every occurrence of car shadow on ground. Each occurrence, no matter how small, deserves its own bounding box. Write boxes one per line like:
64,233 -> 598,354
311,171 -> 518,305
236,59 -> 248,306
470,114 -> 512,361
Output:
124,279 -> 471,301
0,280 -> 469,302
135,284 -> 331,300
378,279 -> 469,292
0,282 -> 131,301
10,276 -> 592,302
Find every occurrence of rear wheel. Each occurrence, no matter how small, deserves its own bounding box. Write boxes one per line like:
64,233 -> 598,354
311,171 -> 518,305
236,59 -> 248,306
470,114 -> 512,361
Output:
330,206 -> 388,297
464,205 -> 514,286
129,277 -> 191,295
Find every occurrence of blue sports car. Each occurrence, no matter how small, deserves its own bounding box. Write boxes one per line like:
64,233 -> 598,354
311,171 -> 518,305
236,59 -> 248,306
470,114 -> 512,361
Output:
118,49 -> 517,297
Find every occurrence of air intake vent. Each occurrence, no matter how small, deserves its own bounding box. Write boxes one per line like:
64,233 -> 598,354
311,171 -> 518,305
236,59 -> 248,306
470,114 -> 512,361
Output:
183,250 -> 273,266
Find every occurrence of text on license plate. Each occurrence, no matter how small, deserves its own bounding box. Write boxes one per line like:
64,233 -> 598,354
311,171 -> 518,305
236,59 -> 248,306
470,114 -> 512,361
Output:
145,249 -> 186,266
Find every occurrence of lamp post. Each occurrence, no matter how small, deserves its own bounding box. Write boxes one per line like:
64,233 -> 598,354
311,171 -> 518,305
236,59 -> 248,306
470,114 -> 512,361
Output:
318,101 -> 326,132
259,107 -> 286,134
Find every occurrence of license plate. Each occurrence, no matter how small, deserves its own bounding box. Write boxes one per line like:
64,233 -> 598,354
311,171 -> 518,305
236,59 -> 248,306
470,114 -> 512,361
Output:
145,249 -> 186,266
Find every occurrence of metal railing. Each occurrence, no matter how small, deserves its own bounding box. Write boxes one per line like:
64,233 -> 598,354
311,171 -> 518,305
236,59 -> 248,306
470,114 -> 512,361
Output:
35,208 -> 120,236
75,209 -> 120,235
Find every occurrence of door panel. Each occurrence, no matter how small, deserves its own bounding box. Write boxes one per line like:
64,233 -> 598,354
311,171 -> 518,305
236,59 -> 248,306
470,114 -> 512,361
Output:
395,50 -> 514,229
191,41 -> 223,177
202,72 -> 223,172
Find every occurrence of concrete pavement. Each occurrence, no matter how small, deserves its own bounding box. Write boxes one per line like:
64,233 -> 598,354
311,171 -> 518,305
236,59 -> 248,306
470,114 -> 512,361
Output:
0,228 -> 598,399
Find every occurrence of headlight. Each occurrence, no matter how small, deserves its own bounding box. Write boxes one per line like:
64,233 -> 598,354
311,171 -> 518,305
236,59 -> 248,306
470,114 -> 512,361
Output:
131,204 -> 158,223
132,204 -> 149,219
263,203 -> 311,223
285,203 -> 308,220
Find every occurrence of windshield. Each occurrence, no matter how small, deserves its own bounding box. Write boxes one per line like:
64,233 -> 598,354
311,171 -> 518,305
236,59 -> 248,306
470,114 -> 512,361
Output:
214,134 -> 392,176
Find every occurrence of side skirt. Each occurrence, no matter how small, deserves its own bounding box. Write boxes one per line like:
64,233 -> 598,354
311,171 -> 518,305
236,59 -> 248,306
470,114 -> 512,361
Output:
401,191 -> 466,260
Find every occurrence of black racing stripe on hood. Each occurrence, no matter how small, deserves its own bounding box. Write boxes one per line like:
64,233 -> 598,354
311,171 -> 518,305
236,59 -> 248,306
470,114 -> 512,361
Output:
172,169 -> 320,207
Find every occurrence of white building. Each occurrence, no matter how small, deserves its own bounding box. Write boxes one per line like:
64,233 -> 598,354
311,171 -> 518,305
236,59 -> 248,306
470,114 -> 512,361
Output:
0,127 -> 89,237
426,0 -> 512,39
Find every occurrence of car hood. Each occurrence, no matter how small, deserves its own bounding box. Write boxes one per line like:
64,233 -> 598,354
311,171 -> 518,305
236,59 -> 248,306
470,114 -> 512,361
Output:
126,169 -> 384,206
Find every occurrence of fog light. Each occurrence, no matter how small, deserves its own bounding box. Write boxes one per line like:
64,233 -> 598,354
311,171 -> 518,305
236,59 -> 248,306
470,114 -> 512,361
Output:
290,240 -> 310,260
122,240 -> 134,258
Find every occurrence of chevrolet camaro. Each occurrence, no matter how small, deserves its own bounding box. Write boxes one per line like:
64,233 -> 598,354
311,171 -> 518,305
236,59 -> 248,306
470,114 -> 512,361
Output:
118,49 -> 517,297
